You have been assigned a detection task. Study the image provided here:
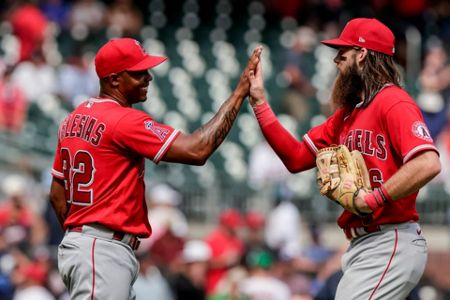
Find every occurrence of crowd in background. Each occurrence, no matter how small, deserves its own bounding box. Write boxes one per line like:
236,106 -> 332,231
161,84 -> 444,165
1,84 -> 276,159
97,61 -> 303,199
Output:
0,0 -> 450,299
0,175 -> 349,300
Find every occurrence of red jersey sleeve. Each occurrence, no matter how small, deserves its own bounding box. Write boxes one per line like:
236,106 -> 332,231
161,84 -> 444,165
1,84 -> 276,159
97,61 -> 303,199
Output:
254,103 -> 316,172
304,108 -> 345,153
384,101 -> 438,163
113,110 -> 180,164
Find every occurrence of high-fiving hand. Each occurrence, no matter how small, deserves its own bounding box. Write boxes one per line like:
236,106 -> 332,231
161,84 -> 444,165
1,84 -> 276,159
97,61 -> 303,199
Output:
236,46 -> 263,96
249,49 -> 267,107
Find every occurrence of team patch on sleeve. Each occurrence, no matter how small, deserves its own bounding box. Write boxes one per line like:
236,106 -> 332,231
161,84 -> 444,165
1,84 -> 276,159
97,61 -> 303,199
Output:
412,121 -> 433,142
144,120 -> 169,141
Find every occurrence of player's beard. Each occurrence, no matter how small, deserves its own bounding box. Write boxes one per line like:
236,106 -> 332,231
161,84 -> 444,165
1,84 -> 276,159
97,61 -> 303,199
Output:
331,61 -> 364,109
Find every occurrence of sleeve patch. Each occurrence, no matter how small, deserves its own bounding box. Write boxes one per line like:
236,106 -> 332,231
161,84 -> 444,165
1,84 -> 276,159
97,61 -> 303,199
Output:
144,120 -> 170,141
412,121 -> 433,142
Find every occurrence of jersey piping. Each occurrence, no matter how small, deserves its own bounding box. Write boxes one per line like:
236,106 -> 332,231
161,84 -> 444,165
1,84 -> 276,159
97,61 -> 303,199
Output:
403,144 -> 439,163
153,129 -> 180,163
303,134 -> 319,153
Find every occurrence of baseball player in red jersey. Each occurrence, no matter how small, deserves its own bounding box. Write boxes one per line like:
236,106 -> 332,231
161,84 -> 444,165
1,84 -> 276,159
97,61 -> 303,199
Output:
49,38 -> 262,300
248,18 -> 441,299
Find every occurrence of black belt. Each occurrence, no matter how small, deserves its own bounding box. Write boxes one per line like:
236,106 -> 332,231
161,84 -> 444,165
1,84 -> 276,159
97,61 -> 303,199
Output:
68,225 -> 141,251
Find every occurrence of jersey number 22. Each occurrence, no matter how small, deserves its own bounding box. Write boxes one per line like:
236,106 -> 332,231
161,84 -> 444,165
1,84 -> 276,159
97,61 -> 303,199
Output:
61,148 -> 95,206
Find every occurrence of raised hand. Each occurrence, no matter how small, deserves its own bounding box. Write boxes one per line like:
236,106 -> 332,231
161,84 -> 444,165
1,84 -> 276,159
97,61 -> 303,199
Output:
249,52 -> 267,107
235,46 -> 263,96
162,46 -> 264,164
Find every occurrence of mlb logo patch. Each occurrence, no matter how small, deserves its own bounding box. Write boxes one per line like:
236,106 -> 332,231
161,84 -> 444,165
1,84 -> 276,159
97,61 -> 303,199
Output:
144,120 -> 169,141
412,121 -> 432,142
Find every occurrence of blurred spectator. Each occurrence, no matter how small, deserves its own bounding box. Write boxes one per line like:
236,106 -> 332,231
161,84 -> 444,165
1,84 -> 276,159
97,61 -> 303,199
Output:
69,0 -> 106,33
302,223 -> 333,268
146,184 -> 189,245
105,0 -> 143,37
243,211 -> 266,248
241,211 -> 273,268
56,44 -> 98,107
0,266 -> 14,300
265,187 -> 303,260
0,175 -> 35,251
148,225 -> 185,276
282,26 -> 318,126
10,48 -> 58,104
274,254 -> 314,299
248,141 -> 292,190
134,251 -> 174,300
264,0 -> 304,18
11,261 -> 54,300
39,0 -> 72,30
171,240 -> 211,300
209,267 -> 248,300
9,2 -> 49,63
0,63 -> 27,134
435,122 -> 450,194
301,223 -> 334,296
308,243 -> 345,299
417,38 -> 450,139
141,184 -> 188,273
314,269 -> 342,300
204,208 -> 245,296
239,249 -> 292,300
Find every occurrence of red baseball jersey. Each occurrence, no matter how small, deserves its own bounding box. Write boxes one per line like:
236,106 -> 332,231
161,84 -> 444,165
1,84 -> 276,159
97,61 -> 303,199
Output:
304,85 -> 438,228
51,98 -> 180,237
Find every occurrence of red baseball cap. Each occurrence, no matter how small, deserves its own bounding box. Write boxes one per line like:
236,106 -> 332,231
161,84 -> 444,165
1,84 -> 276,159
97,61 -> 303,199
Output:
219,208 -> 243,228
321,18 -> 395,56
95,38 -> 167,78
245,211 -> 265,230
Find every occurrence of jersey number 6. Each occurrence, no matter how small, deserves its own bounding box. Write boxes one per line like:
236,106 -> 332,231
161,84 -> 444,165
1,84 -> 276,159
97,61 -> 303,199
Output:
61,148 -> 95,206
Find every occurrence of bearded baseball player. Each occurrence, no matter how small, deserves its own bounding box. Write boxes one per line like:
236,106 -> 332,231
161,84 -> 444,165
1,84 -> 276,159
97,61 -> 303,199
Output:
49,38 -> 262,300
248,18 -> 441,299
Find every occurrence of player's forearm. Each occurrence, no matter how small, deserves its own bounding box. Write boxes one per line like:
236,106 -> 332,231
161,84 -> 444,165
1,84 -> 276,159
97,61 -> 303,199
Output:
193,90 -> 247,160
49,178 -> 69,229
253,102 -> 316,172
49,200 -> 68,229
163,90 -> 247,165
383,150 -> 441,200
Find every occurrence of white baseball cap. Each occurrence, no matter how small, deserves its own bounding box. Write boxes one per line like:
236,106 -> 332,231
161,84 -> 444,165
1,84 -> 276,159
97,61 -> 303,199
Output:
149,184 -> 181,206
2,174 -> 26,197
182,240 -> 211,263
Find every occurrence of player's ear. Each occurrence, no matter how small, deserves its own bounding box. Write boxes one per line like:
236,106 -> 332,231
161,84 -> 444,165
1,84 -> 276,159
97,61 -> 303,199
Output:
357,48 -> 369,64
107,73 -> 121,87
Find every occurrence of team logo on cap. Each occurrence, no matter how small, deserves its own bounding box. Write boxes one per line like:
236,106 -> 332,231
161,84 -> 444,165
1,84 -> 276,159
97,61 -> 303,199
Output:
134,40 -> 147,55
412,121 -> 432,141
358,37 -> 366,43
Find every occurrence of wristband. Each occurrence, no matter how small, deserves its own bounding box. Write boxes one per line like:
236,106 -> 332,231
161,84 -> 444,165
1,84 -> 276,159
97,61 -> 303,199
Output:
364,188 -> 385,212
253,102 -> 277,127
379,185 -> 393,203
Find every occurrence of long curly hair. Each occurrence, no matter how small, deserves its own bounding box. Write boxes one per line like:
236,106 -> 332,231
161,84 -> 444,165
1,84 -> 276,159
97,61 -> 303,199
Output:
360,51 -> 401,106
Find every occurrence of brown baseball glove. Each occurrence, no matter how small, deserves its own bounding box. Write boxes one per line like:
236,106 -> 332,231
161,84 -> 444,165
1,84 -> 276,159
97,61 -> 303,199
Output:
316,145 -> 372,216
